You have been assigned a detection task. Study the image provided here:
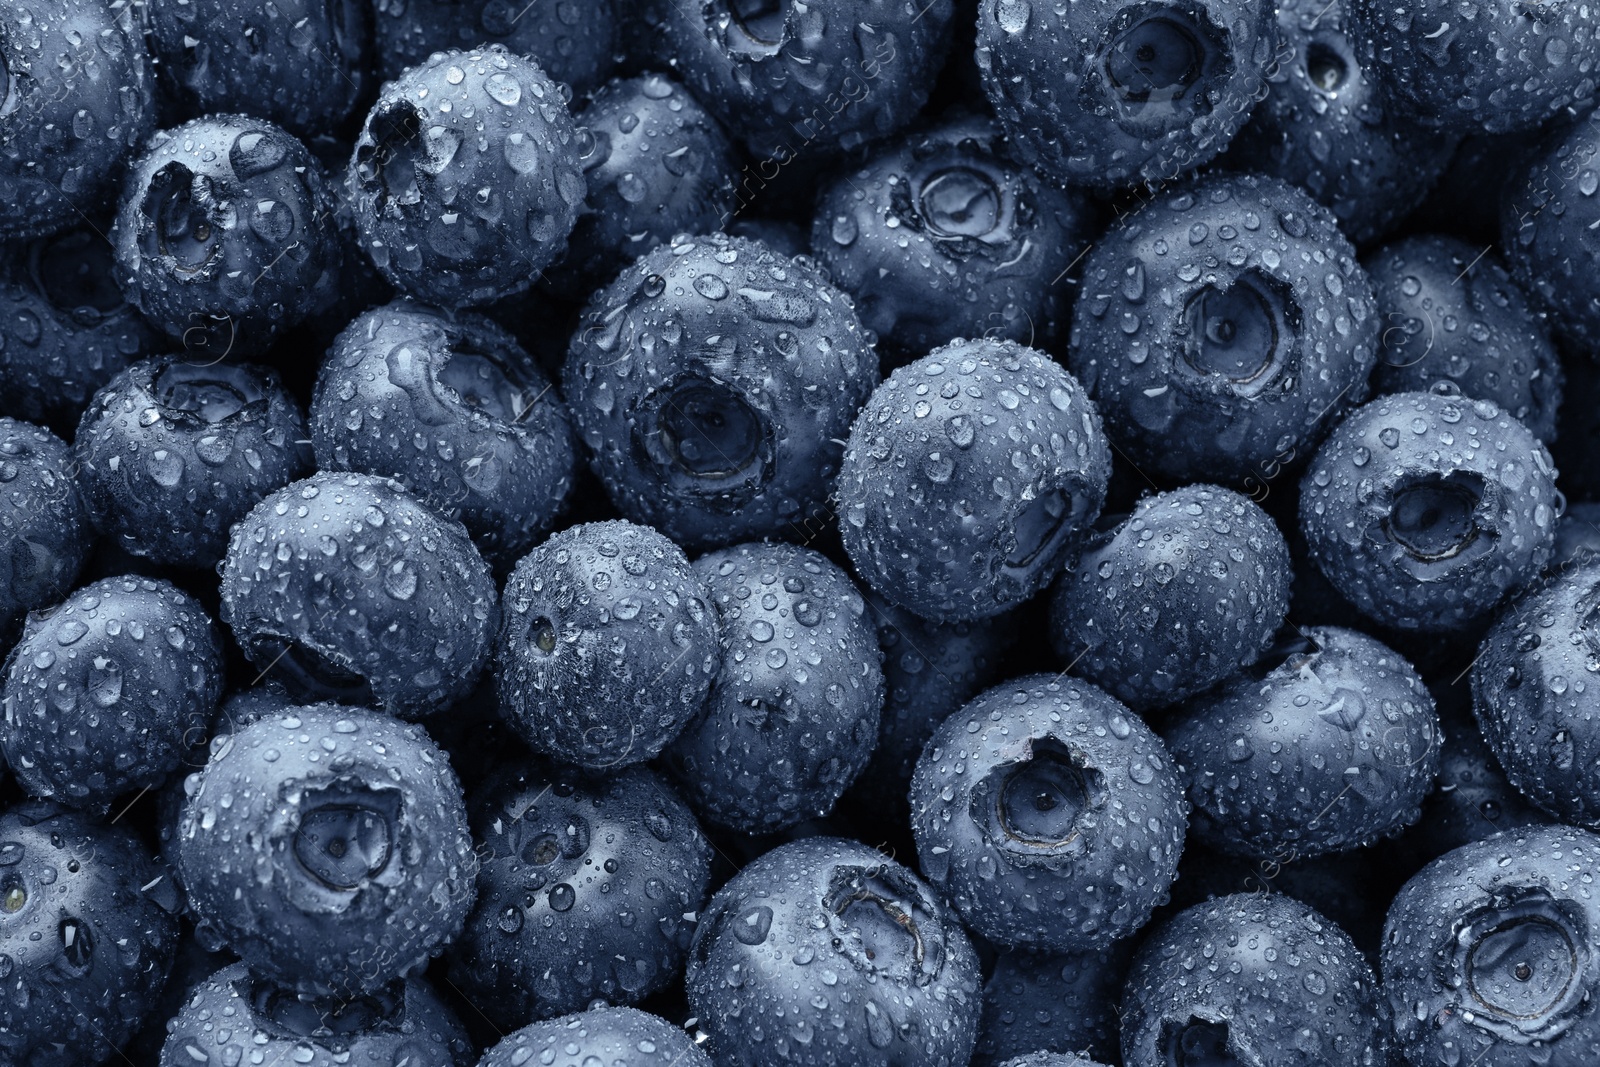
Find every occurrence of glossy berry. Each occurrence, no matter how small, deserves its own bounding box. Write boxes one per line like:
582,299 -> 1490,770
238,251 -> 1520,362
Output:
1300,391 -> 1559,632
112,115 -> 342,360
911,673 -> 1186,953
311,300 -> 577,571
665,541 -> 883,833
478,1007 -> 710,1067
564,232 -> 878,550
0,802 -> 181,1067
497,520 -> 720,769
998,1055 -> 1108,1067
373,0 -> 616,95
1367,234 -> 1562,441
177,705 -> 476,997
1122,893 -> 1390,1067
1166,625 -> 1440,860
839,339 -> 1110,622
0,418 -> 91,639
1049,484 -> 1291,712
0,0 -> 154,239
219,472 -> 498,718
349,46 -> 587,308
685,836 -> 982,1067
446,757 -> 711,1028
1,575 -> 223,808
976,0 -> 1280,188
1068,173 -> 1378,486
75,356 -> 311,570
810,115 -> 1096,359
974,946 -> 1127,1067
1383,825 -> 1600,1067
1503,111 -> 1600,348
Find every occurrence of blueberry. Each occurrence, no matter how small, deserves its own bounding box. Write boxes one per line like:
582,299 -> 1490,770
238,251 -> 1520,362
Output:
373,0 -> 616,95
0,801 -> 181,1067
349,46 -> 587,308
1121,892 -> 1390,1067
1067,173 -> 1378,486
497,519 -> 720,769
160,963 -> 473,1067
0,225 -> 159,431
559,72 -> 740,296
656,0 -> 954,162
911,673 -> 1186,952
1300,391 -> 1559,632
75,356 -> 311,570
1383,825 -> 1600,1067
177,705 -> 477,996
1503,111 -> 1600,349
1471,555 -> 1600,829
1049,484 -> 1291,712
975,0 -> 1280,189
809,115 -> 1097,360
997,1055 -> 1109,1067
563,233 -> 878,550
219,472 -> 498,718
147,0 -> 373,138
1220,0 -> 1456,246
446,756 -> 711,1028
1367,234 -> 1562,441
111,115 -> 343,360
0,418 -> 91,640
310,300 -> 577,571
1351,0 -> 1600,134
685,836 -> 982,1067
1,575 -> 223,809
974,946 -> 1127,1067
664,541 -> 883,833
0,0 -> 154,239
1166,625 -> 1440,860
477,1006 -> 709,1067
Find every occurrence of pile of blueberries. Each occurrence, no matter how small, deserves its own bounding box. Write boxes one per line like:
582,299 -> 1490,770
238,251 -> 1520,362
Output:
7,0 -> 1600,1063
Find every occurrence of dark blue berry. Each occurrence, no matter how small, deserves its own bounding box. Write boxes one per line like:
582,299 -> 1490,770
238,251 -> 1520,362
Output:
685,836 -> 982,1067
0,418 -> 91,639
974,946 -> 1127,1067
477,1007 -> 710,1067
373,0 -> 616,95
1503,110 -> 1600,349
497,519 -> 720,769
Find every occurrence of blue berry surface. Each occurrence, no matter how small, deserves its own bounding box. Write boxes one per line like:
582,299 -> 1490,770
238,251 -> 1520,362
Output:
373,0 -> 615,94
0,418 -> 90,638
974,946 -> 1127,1067
477,1007 -> 709,1067
1503,110 -> 1600,348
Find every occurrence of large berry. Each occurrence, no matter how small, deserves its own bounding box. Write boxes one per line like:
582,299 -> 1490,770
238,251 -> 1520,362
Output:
0,418 -> 91,639
1503,111 -> 1600,348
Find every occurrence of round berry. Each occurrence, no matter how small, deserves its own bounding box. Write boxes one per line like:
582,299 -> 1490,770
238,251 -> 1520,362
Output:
0,418 -> 91,639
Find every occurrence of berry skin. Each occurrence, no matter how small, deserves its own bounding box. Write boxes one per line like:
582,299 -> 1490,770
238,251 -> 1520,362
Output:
1166,625 -> 1440,860
497,520 -> 720,770
1221,0 -> 1457,246
446,757 -> 711,1028
1383,826 -> 1600,1067
177,705 -> 477,997
657,0 -> 954,162
220,472 -> 497,718
559,72 -> 739,296
310,300 -> 577,572
810,115 -> 1097,360
1123,893 -> 1390,1066
1068,173 -> 1379,487
685,836 -> 982,1067
160,964 -> 471,1067
838,338 -> 1111,622
112,115 -> 343,360
373,0 -> 616,95
1472,556 -> 1600,829
975,0 -> 1280,189
147,0 -> 373,138
665,541 -> 883,834
349,46 -> 587,308
0,0 -> 154,239
910,673 -> 1187,953
1049,484 -> 1291,713
1300,391 -> 1559,633
998,1055 -> 1108,1067
0,801 -> 181,1067
1,575 -> 223,809
1503,111 -> 1600,349
0,225 -> 159,431
974,946 -> 1128,1067
75,356 -> 312,570
478,1007 -> 710,1067
1351,0 -> 1600,134
564,233 -> 879,550
0,418 -> 91,640
1367,235 -> 1562,441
